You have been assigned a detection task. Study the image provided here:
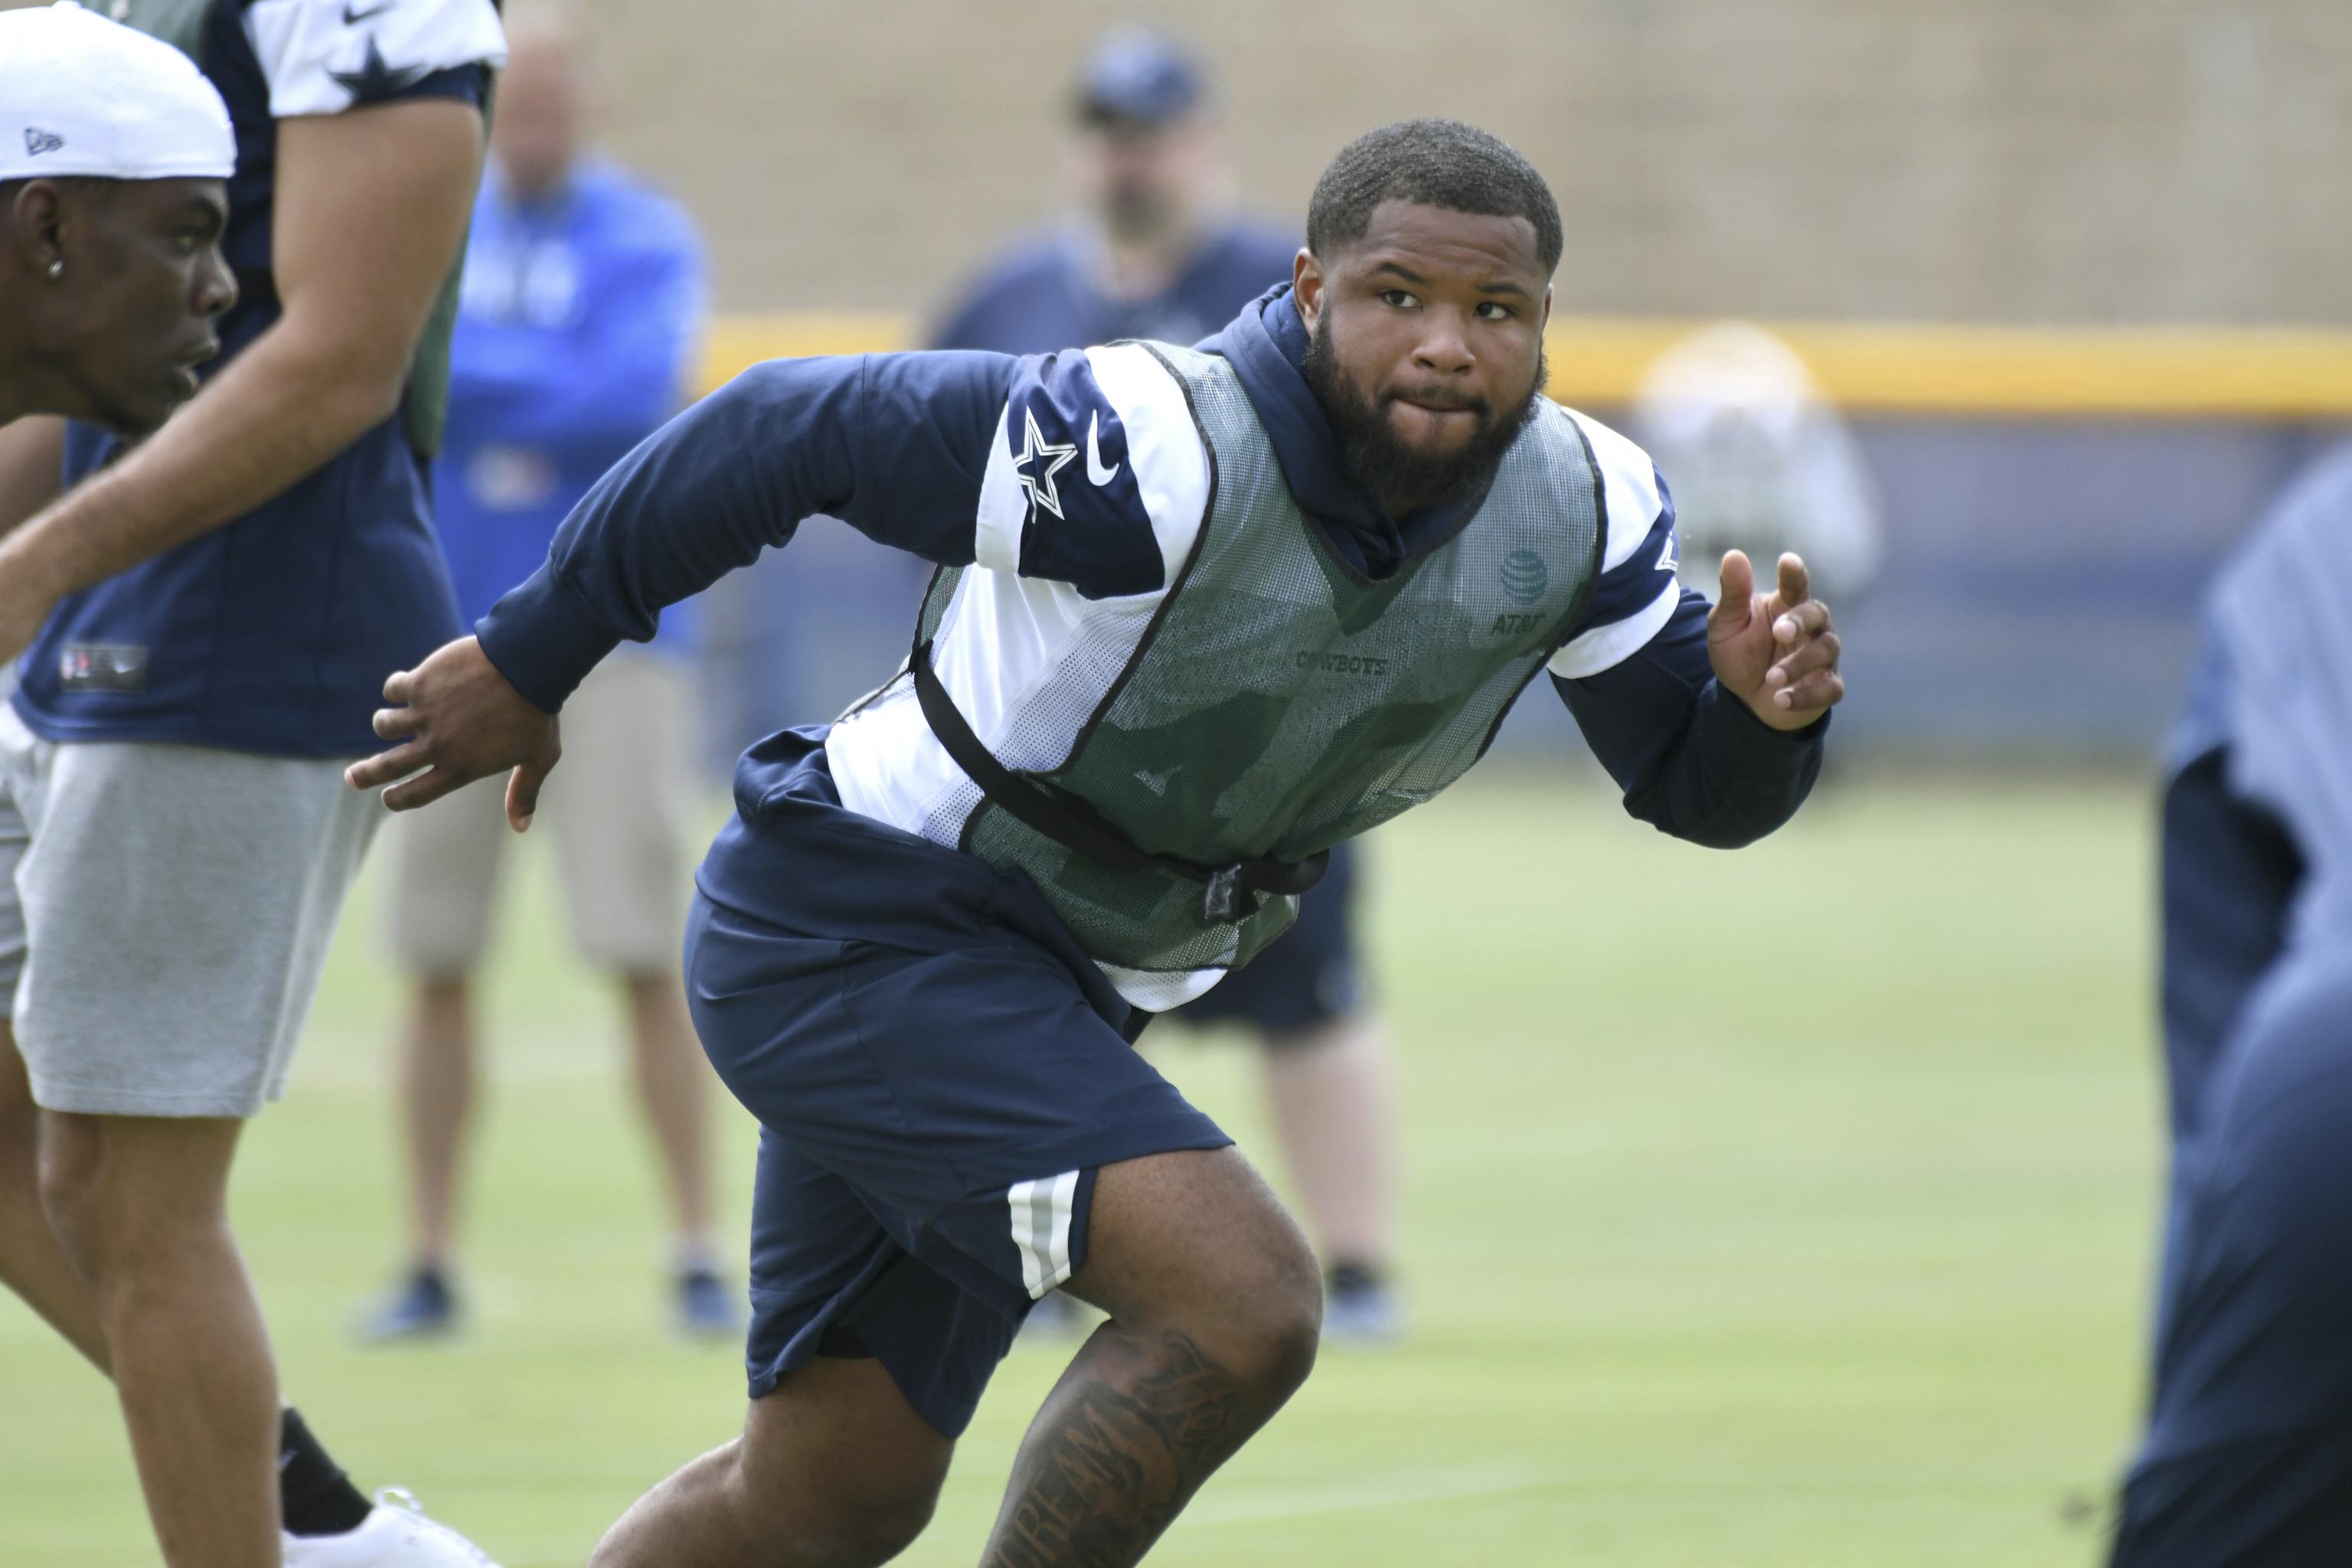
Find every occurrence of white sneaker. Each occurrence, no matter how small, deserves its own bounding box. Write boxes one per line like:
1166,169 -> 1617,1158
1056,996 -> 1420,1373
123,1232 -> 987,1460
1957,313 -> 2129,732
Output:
280,1488 -> 501,1567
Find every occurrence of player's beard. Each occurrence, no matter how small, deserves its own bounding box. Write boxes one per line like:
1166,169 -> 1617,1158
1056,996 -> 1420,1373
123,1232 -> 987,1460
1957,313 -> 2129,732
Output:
1302,308 -> 1547,518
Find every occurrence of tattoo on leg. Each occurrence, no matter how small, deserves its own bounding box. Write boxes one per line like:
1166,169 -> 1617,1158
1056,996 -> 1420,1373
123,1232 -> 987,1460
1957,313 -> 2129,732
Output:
985,1328 -> 1253,1568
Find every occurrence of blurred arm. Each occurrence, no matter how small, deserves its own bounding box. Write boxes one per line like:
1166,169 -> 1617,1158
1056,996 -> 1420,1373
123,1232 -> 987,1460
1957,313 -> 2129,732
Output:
1555,591 -> 1826,849
0,99 -> 482,599
475,349 -> 1018,712
2156,584 -> 2308,1138
2158,745 -> 2301,1137
0,417 -> 64,538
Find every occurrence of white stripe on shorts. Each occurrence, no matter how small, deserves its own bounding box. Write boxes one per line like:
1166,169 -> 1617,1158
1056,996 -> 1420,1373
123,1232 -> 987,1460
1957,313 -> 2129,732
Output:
1008,1170 -> 1082,1298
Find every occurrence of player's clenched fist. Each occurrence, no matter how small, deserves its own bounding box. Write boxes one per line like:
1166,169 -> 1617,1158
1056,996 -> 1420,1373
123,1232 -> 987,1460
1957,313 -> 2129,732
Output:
345,635 -> 561,831
1707,550 -> 1845,732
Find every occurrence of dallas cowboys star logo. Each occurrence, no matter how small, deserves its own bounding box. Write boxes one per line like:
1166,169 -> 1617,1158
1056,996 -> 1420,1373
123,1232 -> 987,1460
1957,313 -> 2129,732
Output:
329,34 -> 430,104
1009,406 -> 1078,522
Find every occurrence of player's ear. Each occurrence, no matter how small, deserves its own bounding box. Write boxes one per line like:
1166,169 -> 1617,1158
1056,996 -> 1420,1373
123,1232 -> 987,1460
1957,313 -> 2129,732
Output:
1539,283 -> 1552,331
9,179 -> 67,279
1292,247 -> 1323,331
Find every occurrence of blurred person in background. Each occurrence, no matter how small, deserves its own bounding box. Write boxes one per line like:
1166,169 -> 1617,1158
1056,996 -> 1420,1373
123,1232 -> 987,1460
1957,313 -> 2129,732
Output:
1631,321 -> 1883,609
2109,449 -> 2352,1564
933,28 -> 1298,355
933,26 -> 1407,1347
0,1 -> 507,1563
355,3 -> 733,1344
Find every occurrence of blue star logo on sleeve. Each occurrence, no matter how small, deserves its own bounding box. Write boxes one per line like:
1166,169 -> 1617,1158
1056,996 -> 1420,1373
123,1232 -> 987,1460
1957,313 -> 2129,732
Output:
1010,406 -> 1079,522
329,34 -> 430,104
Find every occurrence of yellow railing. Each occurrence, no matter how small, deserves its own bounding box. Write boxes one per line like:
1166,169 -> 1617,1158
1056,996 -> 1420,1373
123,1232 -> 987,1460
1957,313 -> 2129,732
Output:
701,312 -> 2352,419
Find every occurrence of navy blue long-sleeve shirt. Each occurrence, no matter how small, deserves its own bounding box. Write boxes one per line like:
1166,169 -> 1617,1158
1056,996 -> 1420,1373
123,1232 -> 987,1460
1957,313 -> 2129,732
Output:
479,290 -> 1825,855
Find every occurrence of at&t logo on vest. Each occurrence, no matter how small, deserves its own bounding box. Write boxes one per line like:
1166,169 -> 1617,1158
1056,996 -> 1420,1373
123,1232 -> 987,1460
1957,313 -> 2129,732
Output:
1501,549 -> 1550,604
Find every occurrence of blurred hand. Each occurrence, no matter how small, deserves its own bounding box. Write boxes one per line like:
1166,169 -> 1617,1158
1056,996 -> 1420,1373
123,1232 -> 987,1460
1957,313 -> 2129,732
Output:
1707,550 -> 1844,732
345,635 -> 560,830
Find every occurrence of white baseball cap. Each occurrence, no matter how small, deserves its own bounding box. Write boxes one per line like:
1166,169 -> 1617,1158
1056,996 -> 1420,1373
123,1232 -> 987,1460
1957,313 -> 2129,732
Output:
0,2 -> 234,184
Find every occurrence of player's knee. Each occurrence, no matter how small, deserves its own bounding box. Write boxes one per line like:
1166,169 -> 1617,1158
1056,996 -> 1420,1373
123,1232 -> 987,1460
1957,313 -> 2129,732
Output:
1166,1221 -> 1321,1403
727,1383 -> 951,1566
0,1098 -> 35,1201
35,1116 -> 228,1282
1088,1151 -> 1325,1396
808,1488 -> 937,1568
1230,1235 -> 1324,1400
34,1122 -> 162,1290
34,1117 -> 107,1270
727,1449 -> 940,1567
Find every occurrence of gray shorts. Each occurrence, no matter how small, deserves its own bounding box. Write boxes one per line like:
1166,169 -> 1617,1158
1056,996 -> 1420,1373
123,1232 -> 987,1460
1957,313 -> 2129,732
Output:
0,703 -> 381,1118
383,650 -> 694,976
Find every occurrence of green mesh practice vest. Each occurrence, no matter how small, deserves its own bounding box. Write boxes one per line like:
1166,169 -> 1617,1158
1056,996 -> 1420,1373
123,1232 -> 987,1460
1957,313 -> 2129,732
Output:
115,0 -> 482,457
914,344 -> 1609,981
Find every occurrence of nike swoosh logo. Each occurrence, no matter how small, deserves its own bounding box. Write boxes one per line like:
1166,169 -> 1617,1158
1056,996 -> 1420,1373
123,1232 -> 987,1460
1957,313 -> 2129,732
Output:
1086,413 -> 1120,487
343,1 -> 393,24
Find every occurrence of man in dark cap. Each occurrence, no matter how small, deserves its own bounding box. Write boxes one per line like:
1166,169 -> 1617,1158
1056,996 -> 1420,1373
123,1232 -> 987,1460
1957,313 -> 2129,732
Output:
935,28 -> 1406,1346
935,29 -> 1298,357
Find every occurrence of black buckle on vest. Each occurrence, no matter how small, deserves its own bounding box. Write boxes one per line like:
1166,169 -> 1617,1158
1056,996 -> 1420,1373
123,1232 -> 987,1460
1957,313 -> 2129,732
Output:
911,639 -> 1333,926
1202,865 -> 1244,923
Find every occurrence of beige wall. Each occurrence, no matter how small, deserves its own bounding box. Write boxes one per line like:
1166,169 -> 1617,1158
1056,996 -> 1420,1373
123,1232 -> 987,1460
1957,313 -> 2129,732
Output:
24,0 -> 2341,323
567,1 -> 2346,326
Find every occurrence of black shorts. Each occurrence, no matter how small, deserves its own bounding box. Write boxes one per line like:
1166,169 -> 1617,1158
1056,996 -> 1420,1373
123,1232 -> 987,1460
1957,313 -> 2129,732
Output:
691,737 -> 1233,1438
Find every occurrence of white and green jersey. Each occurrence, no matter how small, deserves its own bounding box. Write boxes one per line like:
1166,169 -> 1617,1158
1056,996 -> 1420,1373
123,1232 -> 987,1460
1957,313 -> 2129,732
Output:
475,292 -> 1828,1015
825,338 -> 1678,1008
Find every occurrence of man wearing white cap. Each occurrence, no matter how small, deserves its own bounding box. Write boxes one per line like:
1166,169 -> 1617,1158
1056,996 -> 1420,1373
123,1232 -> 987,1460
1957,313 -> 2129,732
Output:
0,3 -> 507,1567
0,2 -> 237,436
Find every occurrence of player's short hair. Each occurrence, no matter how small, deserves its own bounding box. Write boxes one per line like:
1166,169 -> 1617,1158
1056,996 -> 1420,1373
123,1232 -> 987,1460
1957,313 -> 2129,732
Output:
1307,119 -> 1563,276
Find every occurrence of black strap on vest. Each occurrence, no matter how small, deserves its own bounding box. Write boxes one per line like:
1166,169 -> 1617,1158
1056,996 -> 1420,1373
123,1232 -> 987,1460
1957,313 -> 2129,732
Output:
911,641 -> 1328,923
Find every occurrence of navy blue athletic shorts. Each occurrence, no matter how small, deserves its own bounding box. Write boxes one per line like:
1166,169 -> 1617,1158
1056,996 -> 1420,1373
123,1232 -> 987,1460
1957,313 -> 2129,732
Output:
2112,950 -> 2352,1566
689,731 -> 1233,1438
1168,838 -> 1367,1038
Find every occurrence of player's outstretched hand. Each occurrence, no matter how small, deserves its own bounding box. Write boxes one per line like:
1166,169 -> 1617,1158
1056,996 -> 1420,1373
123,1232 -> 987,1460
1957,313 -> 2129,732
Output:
345,635 -> 560,831
1707,550 -> 1844,732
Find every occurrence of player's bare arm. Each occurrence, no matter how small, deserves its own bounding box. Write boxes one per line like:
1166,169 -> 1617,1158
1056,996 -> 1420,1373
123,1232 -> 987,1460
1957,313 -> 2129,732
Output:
0,416 -> 65,537
1707,548 -> 1844,730
0,97 -> 483,662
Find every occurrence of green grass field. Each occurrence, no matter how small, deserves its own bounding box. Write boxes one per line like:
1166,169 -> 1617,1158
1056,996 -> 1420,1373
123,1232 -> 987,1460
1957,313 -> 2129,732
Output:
0,769 -> 2159,1566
